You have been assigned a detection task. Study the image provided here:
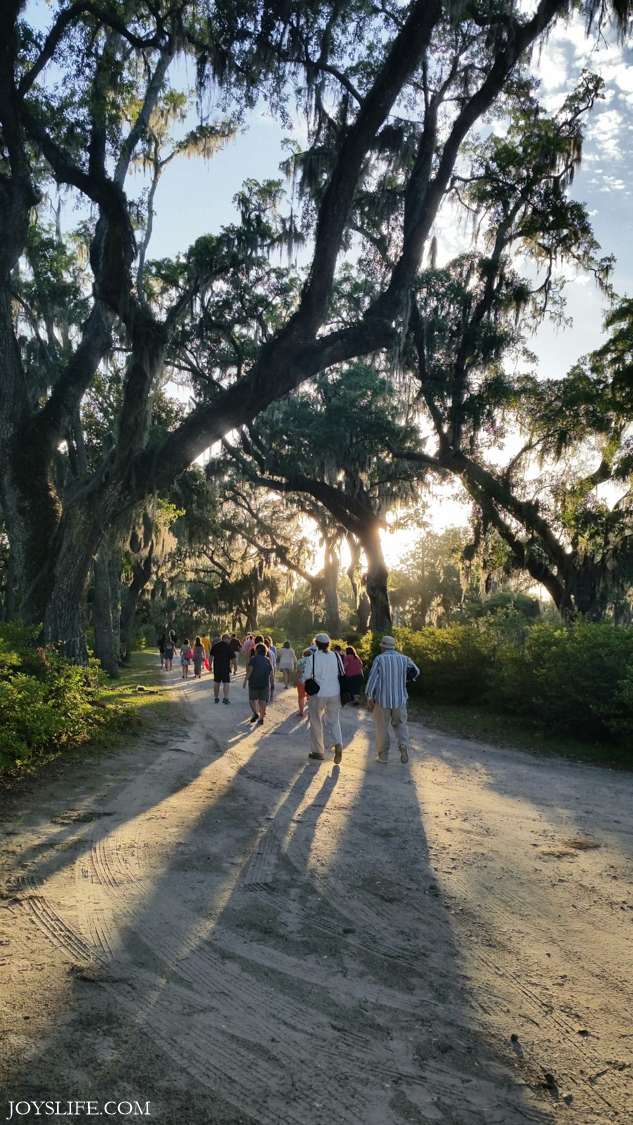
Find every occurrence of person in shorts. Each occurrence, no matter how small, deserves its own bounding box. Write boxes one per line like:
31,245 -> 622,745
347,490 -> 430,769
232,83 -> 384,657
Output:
210,633 -> 233,703
243,643 -> 273,725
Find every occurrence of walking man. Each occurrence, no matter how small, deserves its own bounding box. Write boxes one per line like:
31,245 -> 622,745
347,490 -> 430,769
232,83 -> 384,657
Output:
306,633 -> 344,765
210,633 -> 233,704
365,636 -> 419,763
243,642 -> 273,725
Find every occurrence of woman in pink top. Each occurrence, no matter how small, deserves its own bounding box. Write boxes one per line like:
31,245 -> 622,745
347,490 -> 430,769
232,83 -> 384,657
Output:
344,646 -> 364,704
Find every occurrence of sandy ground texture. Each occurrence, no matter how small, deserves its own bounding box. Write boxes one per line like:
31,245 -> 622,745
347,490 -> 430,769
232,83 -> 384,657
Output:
1,662 -> 632,1125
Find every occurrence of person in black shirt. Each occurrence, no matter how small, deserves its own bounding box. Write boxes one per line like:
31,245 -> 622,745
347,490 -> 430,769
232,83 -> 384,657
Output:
210,633 -> 233,704
243,643 -> 273,725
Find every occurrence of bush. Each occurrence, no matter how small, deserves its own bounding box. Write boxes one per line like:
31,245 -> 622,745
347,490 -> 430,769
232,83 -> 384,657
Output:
493,621 -> 633,743
359,626 -> 495,702
0,623 -> 116,772
360,619 -> 633,747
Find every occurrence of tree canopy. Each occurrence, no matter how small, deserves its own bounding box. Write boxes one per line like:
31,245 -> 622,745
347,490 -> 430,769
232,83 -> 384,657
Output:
2,0 -> 632,657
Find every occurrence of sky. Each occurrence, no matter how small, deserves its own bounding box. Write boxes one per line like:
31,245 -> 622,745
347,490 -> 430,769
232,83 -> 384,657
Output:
24,4 -> 633,567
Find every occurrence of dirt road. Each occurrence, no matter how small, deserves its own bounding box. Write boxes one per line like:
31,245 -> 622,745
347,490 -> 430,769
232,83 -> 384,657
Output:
1,664 -> 632,1124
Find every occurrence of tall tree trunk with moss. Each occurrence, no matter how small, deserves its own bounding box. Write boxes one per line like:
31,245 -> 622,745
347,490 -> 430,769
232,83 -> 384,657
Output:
120,547 -> 153,663
92,543 -> 118,676
360,524 -> 392,634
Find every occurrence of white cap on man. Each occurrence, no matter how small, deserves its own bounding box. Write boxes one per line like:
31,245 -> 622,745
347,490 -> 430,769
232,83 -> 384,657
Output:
315,633 -> 330,644
380,635 -> 396,649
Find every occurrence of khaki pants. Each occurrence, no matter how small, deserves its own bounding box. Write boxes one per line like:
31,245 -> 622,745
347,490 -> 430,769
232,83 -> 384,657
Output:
373,704 -> 410,758
308,694 -> 342,756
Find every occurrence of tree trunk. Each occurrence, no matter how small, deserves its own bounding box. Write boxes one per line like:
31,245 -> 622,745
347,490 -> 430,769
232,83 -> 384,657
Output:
92,544 -> 118,676
0,286 -> 62,624
2,554 -> 16,622
361,524 -> 392,633
120,547 -> 153,663
322,536 -> 341,636
357,591 -> 371,634
109,546 -> 122,663
346,534 -> 361,605
41,501 -> 104,661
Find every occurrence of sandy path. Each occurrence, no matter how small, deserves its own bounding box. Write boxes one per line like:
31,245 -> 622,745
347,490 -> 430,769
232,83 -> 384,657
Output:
1,663 -> 632,1124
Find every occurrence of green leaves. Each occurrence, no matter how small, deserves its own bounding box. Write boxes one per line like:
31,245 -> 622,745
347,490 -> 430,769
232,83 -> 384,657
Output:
0,622 -> 113,769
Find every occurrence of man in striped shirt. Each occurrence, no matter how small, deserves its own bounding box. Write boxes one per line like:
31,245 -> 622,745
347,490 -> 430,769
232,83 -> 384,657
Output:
365,636 -> 419,763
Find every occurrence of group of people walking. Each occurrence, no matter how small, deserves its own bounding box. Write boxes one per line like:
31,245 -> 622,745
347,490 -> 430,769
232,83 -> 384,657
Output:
157,628 -> 419,765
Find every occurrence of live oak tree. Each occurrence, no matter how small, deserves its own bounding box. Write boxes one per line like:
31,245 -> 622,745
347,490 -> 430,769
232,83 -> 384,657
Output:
220,362 -> 427,632
388,77 -> 627,619
506,298 -> 633,620
206,465 -> 350,636
0,0 -> 585,657
389,527 -> 468,627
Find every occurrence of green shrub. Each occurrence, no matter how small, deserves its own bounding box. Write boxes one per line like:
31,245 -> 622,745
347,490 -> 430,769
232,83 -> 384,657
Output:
360,626 -> 495,702
0,623 -> 115,771
493,621 -> 633,743
360,619 -> 633,747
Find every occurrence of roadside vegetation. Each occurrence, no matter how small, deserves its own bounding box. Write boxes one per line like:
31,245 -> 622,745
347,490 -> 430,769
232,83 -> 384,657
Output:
0,629 -> 172,781
357,620 -> 633,767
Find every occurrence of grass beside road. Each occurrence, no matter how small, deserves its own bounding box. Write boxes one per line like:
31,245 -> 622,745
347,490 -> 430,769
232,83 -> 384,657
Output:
408,700 -> 633,771
93,649 -> 176,743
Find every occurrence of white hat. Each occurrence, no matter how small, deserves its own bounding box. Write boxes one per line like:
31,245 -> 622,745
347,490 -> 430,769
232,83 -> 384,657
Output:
380,635 -> 396,648
315,633 -> 330,643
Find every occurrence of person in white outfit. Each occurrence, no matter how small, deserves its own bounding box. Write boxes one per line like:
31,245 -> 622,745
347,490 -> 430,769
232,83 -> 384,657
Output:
278,640 -> 297,688
306,633 -> 344,765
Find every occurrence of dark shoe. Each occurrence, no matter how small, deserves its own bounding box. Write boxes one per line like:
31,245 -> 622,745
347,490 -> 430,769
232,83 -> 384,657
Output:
399,745 -> 409,764
223,697 -> 230,704
214,697 -> 220,703
250,713 -> 258,723
308,752 -> 325,761
257,718 -> 264,725
334,744 -> 343,765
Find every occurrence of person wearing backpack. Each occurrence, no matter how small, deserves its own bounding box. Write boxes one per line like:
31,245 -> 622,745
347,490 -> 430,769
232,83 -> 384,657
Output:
180,638 -> 193,679
163,634 -> 174,671
243,642 -> 273,725
305,633 -> 344,765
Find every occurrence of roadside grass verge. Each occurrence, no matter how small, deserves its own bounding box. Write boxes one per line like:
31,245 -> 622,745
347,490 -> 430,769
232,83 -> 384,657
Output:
0,651 -> 178,787
408,701 -> 633,770
91,651 -> 177,747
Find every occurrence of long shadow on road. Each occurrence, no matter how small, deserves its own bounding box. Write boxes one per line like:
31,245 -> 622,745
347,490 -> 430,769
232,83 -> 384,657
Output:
1,682 -> 555,1125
